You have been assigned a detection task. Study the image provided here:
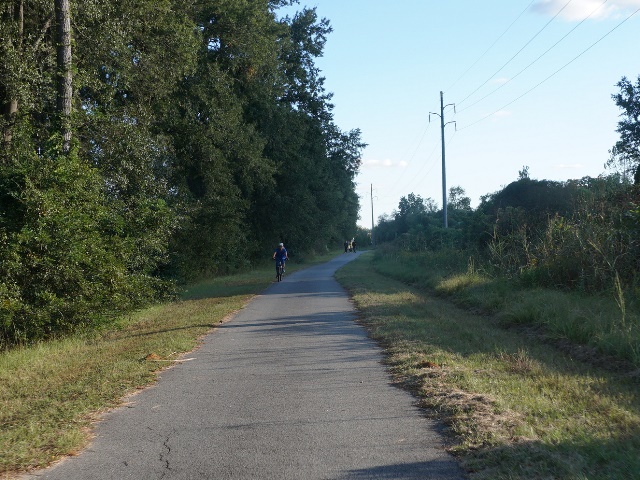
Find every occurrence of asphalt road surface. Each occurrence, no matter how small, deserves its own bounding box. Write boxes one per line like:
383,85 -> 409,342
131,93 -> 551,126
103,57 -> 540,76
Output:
26,253 -> 466,480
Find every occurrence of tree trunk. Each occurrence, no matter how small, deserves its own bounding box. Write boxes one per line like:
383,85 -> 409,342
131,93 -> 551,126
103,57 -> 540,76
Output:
55,0 -> 72,153
2,0 -> 23,147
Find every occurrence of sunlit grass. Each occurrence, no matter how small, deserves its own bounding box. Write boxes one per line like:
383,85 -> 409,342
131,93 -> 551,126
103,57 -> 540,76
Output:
336,252 -> 640,479
373,251 -> 640,367
437,272 -> 490,294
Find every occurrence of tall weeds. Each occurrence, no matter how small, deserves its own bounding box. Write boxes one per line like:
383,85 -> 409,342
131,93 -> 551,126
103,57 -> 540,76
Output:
489,187 -> 639,294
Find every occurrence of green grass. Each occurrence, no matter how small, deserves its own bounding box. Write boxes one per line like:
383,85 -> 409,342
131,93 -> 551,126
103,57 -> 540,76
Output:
0,251 -> 341,476
336,252 -> 640,479
373,250 -> 640,368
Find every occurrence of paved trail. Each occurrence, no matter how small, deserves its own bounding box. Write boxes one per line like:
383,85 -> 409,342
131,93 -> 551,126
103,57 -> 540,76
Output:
27,253 -> 466,479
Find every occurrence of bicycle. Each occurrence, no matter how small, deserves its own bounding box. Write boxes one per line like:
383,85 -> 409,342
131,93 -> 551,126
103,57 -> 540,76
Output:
275,258 -> 285,282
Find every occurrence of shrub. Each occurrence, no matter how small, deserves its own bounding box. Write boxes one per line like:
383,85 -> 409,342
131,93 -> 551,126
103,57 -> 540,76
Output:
0,149 -> 172,347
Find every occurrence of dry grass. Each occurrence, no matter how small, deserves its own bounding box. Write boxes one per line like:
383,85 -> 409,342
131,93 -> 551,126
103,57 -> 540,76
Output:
336,252 -> 640,479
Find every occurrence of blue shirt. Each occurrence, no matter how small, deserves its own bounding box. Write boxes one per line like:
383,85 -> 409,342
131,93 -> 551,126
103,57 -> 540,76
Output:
274,247 -> 288,262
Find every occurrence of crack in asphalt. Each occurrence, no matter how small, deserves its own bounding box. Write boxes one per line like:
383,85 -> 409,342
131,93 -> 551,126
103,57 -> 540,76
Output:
160,434 -> 172,475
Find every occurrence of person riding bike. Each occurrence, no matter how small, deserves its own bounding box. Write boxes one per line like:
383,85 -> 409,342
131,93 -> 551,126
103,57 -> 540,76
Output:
272,242 -> 289,279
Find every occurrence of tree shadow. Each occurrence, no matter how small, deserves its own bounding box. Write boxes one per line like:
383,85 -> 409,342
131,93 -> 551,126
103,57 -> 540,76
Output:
463,433 -> 640,479
333,459 -> 465,479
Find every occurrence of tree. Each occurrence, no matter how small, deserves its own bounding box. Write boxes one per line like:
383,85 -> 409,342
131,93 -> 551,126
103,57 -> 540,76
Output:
1,0 -> 194,343
394,193 -> 427,234
1,0 -> 54,155
480,178 -> 573,220
518,165 -> 530,180
54,0 -> 72,152
279,7 -> 333,119
242,6 -> 364,253
448,186 -> 471,211
1,1 -> 22,146
74,0 -> 201,278
609,75 -> 640,184
397,193 -> 427,218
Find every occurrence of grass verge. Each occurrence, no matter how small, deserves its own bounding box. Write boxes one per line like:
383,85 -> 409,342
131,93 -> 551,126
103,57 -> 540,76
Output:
335,252 -> 640,479
0,250 -> 339,477
373,250 -> 640,368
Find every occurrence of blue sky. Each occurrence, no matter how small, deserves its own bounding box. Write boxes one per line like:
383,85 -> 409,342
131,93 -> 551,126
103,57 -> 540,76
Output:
280,0 -> 640,227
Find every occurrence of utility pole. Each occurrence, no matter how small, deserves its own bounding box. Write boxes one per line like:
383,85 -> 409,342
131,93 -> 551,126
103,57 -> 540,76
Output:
430,92 -> 455,228
370,183 -> 375,246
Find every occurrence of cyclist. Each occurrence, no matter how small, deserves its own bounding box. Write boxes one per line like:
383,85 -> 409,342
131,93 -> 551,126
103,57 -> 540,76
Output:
272,242 -> 289,278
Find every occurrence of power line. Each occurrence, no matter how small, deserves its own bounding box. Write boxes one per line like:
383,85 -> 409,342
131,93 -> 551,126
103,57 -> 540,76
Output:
458,6 -> 640,131
456,0 -> 574,108
371,129 -> 458,220
405,129 -> 457,197
446,129 -> 457,148
402,136 -> 440,192
388,121 -> 432,192
457,0 -> 610,114
446,0 -> 536,93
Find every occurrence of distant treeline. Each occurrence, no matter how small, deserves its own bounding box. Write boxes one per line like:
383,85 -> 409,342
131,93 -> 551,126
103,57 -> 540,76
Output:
375,174 -> 640,293
0,1 -> 365,346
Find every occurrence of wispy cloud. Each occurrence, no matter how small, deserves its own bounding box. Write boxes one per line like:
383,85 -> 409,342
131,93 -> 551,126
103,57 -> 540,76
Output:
362,159 -> 408,169
531,0 -> 640,21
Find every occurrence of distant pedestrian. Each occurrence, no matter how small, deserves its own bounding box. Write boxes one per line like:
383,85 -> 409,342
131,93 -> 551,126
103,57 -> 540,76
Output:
352,239 -> 357,253
344,240 -> 349,253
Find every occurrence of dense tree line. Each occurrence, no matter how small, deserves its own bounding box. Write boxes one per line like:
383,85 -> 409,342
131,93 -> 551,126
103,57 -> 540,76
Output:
0,0 -> 365,346
376,174 -> 640,293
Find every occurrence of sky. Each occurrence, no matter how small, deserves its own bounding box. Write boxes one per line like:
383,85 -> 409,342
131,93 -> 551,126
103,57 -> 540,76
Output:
279,0 -> 640,228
